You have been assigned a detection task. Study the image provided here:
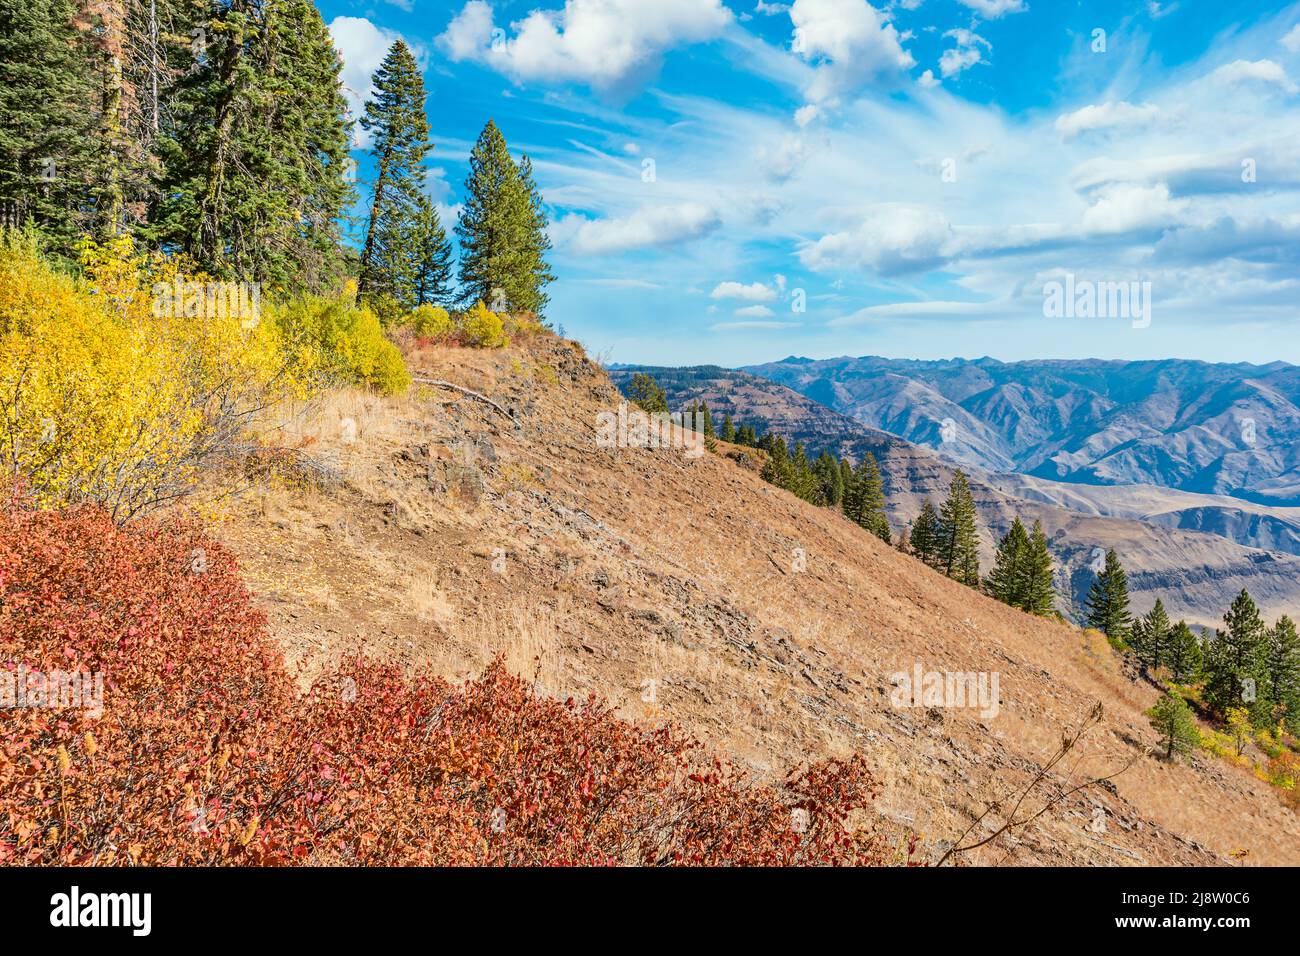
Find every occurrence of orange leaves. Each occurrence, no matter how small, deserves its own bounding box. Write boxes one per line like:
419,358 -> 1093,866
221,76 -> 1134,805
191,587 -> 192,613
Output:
1,505 -> 886,867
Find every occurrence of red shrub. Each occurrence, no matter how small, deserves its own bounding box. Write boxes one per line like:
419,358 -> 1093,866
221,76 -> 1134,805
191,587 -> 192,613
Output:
0,506 -> 887,865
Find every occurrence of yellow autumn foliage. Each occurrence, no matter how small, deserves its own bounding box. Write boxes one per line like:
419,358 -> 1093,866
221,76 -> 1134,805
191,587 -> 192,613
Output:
0,231 -> 307,519
460,301 -> 509,348
267,284 -> 410,395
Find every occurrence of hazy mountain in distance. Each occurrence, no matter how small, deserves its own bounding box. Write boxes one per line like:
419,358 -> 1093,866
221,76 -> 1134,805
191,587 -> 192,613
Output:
741,356 -> 1300,505
611,364 -> 1300,628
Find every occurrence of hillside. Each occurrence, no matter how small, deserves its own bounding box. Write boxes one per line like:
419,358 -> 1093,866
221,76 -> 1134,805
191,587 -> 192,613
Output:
216,336 -> 1300,865
611,365 -> 1300,628
742,356 -> 1300,505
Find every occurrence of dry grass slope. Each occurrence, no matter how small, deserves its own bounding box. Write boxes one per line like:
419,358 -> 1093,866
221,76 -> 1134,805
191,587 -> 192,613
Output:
217,335 -> 1300,866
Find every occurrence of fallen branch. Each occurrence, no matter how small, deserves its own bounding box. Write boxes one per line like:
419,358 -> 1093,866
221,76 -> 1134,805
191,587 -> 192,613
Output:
413,377 -> 515,422
935,702 -> 1137,866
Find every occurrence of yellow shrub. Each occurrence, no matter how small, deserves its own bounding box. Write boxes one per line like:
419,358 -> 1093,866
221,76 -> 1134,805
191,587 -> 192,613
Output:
0,230 -> 301,519
503,311 -> 544,337
409,304 -> 454,341
270,291 -> 410,396
459,302 -> 509,348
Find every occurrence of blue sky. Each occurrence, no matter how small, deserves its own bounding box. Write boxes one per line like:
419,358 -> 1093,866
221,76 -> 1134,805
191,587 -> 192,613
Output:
324,0 -> 1300,366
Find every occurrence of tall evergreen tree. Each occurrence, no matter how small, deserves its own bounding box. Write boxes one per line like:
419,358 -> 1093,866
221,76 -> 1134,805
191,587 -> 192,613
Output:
1166,620 -> 1203,684
910,498 -> 940,568
409,193 -> 453,306
0,0 -> 97,252
1147,693 -> 1200,761
1085,549 -> 1131,643
456,120 -> 552,315
842,453 -> 889,541
1131,598 -> 1172,673
356,39 -> 430,305
513,152 -> 554,316
1262,615 -> 1300,730
1204,589 -> 1268,722
985,517 -> 1029,606
1021,520 -> 1057,616
154,0 -> 354,290
936,470 -> 980,586
813,450 -> 842,507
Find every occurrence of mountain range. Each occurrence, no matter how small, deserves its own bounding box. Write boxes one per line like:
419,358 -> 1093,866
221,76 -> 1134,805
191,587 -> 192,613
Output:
610,363 -> 1300,629
742,357 -> 1300,506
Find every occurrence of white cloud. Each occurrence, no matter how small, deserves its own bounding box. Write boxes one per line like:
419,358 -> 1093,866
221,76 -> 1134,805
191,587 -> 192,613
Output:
1209,59 -> 1298,93
1080,183 -> 1188,235
755,134 -> 808,180
917,68 -> 939,87
733,304 -> 776,316
794,104 -> 819,127
710,319 -> 799,330
437,0 -> 732,91
938,29 -> 990,79
1284,25 -> 1300,54
710,281 -> 778,301
954,0 -> 1026,18
790,0 -> 915,102
564,202 -> 722,255
1055,101 -> 1160,140
799,204 -> 954,275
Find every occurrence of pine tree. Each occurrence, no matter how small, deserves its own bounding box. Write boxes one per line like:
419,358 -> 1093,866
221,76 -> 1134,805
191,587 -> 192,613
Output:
154,0 -> 354,291
843,453 -> 890,542
1262,615 -> 1300,730
1021,520 -> 1057,617
0,0 -> 97,253
986,517 -> 1029,607
1085,549 -> 1131,643
788,442 -> 819,502
936,470 -> 980,586
813,451 -> 843,507
697,401 -> 712,437
1204,589 -> 1268,723
721,414 -> 735,443
625,373 -> 667,413
513,153 -> 554,316
910,498 -> 940,568
1131,598 -> 1172,673
760,434 -> 790,487
1166,620 -> 1203,684
456,120 -> 552,314
410,194 -> 454,306
1146,693 -> 1200,761
357,39 -> 430,306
